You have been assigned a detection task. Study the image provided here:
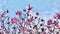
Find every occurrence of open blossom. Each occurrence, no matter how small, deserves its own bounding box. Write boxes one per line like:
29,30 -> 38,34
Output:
27,18 -> 33,25
56,32 -> 59,34
11,17 -> 19,24
33,25 -> 37,29
16,11 -> 22,15
47,19 -> 52,25
47,25 -> 51,28
27,4 -> 33,11
6,20 -> 10,24
53,21 -> 58,27
0,13 -> 5,17
1,25 -> 5,29
54,12 -> 60,19
1,5 -> 60,34
42,32 -> 46,34
54,15 -> 58,19
27,19 -> 31,25
57,23 -> 60,29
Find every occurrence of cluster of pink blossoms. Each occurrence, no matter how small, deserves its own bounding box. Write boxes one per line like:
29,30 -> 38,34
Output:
0,5 -> 60,34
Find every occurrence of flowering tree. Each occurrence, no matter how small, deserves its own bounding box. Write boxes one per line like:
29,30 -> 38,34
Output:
0,5 -> 60,34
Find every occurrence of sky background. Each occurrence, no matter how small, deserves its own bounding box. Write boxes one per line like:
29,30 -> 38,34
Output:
0,0 -> 60,20
0,0 -> 60,32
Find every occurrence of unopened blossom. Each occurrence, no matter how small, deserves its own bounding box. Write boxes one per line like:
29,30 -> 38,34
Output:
36,12 -> 39,16
41,28 -> 45,32
41,19 -> 44,22
27,13 -> 30,16
23,8 -> 26,12
6,20 -> 10,24
6,9 -> 9,13
35,16 -> 38,19
56,31 -> 59,34
16,11 -> 22,15
13,26 -> 16,30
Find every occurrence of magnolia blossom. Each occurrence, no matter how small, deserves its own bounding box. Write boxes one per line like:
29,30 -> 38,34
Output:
0,5 -> 60,34
11,17 -> 19,24
47,19 -> 52,25
27,4 -> 33,11
16,11 -> 22,15
54,12 -> 60,19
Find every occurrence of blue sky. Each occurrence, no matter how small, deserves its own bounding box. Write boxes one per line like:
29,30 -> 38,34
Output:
0,0 -> 60,31
0,0 -> 60,19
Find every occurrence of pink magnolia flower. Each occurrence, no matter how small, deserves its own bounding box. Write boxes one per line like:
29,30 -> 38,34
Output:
11,17 -> 19,24
42,31 -> 46,34
16,11 -> 22,15
24,29 -> 29,34
33,25 -> 37,29
54,22 -> 60,30
54,12 -> 60,19
0,32 -> 4,34
50,30 -> 54,33
27,4 -> 33,11
56,32 -> 59,34
0,32 -> 2,34
6,20 -> 10,24
27,18 -> 33,25
18,29 -> 21,33
57,23 -> 60,30
47,25 -> 51,28
1,25 -> 5,29
47,19 -> 52,25
1,13 -> 5,17
41,28 -> 45,32
53,21 -> 58,27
